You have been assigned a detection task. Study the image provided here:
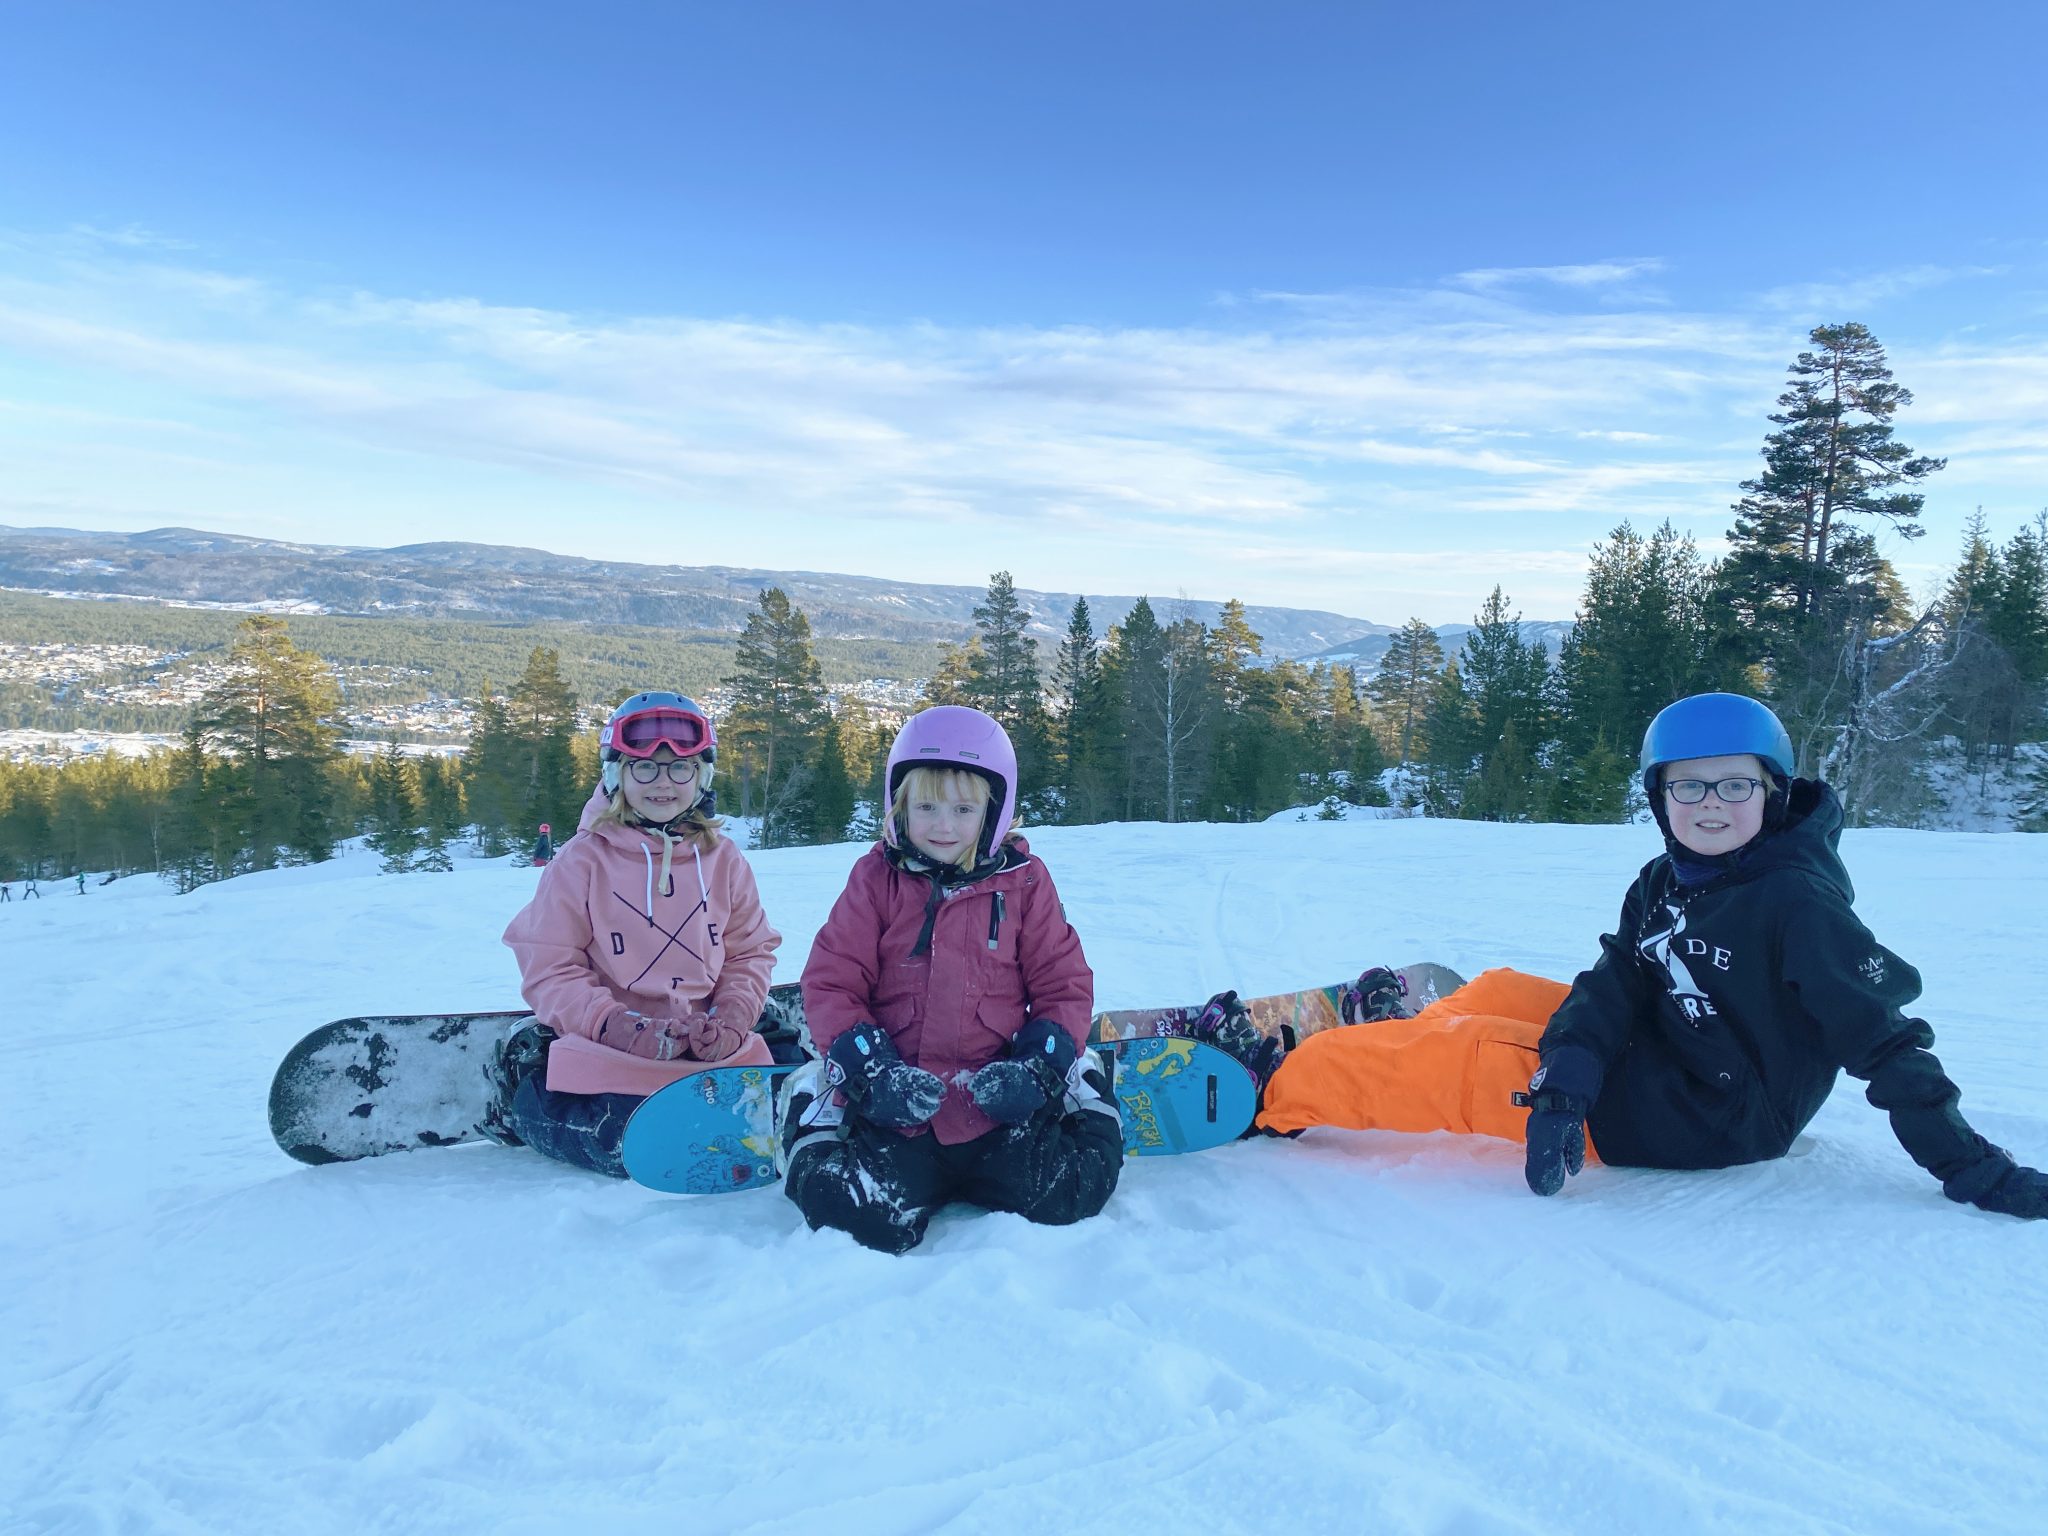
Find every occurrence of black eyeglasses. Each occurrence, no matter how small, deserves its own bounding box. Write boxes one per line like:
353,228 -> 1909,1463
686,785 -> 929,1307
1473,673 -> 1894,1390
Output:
1664,776 -> 1763,805
626,759 -> 701,785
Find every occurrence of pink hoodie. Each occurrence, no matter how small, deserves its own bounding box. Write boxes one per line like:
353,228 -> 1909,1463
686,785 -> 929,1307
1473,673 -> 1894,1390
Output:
503,787 -> 781,1096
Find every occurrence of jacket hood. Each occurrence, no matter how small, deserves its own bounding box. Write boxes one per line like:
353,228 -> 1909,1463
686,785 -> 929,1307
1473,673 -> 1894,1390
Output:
1657,778 -> 1852,900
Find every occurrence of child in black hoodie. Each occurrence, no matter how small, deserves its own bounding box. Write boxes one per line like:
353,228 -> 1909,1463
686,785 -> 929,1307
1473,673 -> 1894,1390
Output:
1260,693 -> 2047,1220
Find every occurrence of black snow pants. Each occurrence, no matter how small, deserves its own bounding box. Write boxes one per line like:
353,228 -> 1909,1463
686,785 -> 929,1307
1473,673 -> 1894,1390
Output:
506,1075 -> 642,1179
785,1107 -> 1122,1254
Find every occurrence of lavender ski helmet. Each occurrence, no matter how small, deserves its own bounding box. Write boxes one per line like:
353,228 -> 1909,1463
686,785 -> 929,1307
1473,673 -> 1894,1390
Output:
883,705 -> 1017,856
599,691 -> 717,795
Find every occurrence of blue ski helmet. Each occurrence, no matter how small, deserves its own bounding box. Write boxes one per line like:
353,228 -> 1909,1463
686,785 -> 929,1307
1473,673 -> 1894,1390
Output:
599,691 -> 716,796
1639,693 -> 1794,792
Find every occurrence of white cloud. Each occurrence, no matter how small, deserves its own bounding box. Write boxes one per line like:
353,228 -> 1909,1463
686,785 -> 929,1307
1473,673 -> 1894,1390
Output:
1759,264 -> 2005,315
1452,259 -> 1665,290
0,235 -> 2037,618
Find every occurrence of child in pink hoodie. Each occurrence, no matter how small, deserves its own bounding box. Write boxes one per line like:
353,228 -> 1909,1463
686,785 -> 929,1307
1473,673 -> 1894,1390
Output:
496,691 -> 781,1176
779,705 -> 1120,1253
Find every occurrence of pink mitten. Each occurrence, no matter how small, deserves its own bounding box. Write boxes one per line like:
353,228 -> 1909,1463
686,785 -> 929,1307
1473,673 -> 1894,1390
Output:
677,1006 -> 750,1063
599,1007 -> 685,1061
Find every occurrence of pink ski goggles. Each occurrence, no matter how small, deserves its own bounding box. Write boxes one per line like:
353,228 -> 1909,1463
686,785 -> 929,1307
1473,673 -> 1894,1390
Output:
611,705 -> 713,759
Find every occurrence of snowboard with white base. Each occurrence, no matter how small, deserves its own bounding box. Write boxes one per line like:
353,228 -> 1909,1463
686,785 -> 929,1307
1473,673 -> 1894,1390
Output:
267,983 -> 809,1165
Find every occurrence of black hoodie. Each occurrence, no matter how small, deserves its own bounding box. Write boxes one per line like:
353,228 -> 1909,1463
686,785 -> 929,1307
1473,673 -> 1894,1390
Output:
1540,780 -> 1999,1181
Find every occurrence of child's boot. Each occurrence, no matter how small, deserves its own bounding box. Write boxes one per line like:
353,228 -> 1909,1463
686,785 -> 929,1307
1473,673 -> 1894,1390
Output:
478,1019 -> 554,1145
775,1056 -> 844,1181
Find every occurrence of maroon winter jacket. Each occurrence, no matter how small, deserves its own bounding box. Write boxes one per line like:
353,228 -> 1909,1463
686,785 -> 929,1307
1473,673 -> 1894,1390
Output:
801,836 -> 1094,1145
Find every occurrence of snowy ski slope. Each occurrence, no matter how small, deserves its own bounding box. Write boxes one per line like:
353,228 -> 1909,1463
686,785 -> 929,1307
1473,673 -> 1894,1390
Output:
5,817 -> 2045,1535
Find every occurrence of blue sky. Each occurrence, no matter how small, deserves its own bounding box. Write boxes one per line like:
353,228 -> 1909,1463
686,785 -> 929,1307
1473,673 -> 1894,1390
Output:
2,1 -> 2044,624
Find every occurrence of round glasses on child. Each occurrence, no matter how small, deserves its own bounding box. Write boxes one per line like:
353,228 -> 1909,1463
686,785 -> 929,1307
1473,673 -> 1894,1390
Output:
626,758 -> 701,784
1664,776 -> 1763,804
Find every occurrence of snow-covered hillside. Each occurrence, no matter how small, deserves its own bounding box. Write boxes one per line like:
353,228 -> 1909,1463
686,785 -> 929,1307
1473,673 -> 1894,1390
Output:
6,819 -> 2046,1535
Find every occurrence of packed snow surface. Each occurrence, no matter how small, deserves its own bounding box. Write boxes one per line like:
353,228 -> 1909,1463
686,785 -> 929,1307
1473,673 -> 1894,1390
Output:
6,818 -> 2046,1535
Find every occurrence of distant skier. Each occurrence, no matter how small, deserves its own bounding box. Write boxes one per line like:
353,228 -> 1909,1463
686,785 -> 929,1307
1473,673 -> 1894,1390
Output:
491,692 -> 781,1176
76,871 -> 87,895
0,883 -> 10,903
529,823 -> 554,867
1259,693 -> 2048,1221
781,705 -> 1120,1254
21,879 -> 38,900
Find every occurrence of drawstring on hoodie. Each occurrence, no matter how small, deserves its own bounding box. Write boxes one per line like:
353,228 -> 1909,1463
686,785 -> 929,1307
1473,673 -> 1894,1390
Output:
637,830 -> 709,920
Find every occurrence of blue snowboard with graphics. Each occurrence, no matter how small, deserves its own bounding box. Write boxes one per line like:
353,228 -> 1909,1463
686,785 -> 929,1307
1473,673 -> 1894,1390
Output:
622,1036 -> 1259,1195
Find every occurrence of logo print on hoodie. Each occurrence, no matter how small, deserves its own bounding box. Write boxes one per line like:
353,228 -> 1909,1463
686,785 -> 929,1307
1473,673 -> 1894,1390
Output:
1639,899 -> 1721,1021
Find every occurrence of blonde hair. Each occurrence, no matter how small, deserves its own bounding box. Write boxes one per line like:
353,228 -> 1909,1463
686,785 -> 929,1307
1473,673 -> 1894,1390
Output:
891,765 -> 993,869
593,784 -> 722,847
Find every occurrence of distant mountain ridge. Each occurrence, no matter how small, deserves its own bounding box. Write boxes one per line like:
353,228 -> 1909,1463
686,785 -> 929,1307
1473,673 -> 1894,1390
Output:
0,524 -> 1567,667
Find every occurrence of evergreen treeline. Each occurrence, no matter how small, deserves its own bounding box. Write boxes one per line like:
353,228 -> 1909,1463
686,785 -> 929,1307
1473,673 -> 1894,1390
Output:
6,320 -> 2045,890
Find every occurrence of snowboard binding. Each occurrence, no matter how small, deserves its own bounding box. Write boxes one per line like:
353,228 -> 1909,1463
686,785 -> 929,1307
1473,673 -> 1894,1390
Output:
1340,967 -> 1406,1025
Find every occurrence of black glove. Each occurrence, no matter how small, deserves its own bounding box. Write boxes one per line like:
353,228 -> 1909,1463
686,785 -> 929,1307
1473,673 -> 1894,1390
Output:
826,1023 -> 945,1129
1515,1045 -> 1603,1198
968,1019 -> 1078,1125
1944,1148 -> 2048,1219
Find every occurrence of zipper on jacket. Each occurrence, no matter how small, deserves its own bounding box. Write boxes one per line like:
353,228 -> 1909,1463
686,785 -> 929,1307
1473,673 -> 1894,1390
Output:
910,876 -> 945,957
987,891 -> 1005,950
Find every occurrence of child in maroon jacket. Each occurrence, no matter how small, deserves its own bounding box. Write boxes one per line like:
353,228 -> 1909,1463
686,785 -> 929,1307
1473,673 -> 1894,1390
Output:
781,705 -> 1120,1253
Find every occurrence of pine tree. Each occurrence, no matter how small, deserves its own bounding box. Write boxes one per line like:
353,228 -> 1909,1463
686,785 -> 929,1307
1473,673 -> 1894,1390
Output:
186,615 -> 345,872
1941,509 -> 2003,626
367,741 -> 426,873
415,755 -> 467,858
1711,323 -> 1943,748
1554,521 -> 1719,816
1101,599 -> 1167,820
0,764 -> 54,882
1158,609 -> 1213,821
923,638 -> 982,707
462,688 -> 523,855
1460,587 -> 1550,799
1209,600 -> 1262,715
507,647 -> 583,843
1991,515 -> 2048,706
1726,322 -> 1944,627
161,737 -> 222,891
1935,512 -> 2018,762
809,710 -> 856,843
1367,619 -> 1446,765
1336,670 -> 1391,805
831,694 -> 892,838
1207,600 -> 1267,820
724,587 -> 831,847
1050,598 -> 1106,823
1418,658 -> 1475,816
965,572 -> 1051,806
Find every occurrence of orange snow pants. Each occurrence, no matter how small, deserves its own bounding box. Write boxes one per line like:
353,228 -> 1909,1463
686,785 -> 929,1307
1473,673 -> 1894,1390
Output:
1256,967 -> 1594,1156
